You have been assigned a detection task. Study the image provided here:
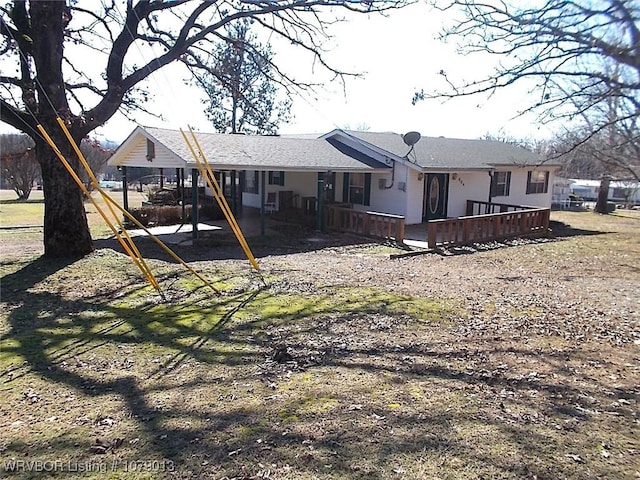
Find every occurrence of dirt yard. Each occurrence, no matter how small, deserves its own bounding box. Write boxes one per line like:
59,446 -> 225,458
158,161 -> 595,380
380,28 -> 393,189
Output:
0,206 -> 638,479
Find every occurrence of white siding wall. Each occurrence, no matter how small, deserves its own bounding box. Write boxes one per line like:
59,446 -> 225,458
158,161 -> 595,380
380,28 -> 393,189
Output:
405,169 -> 425,224
367,164 -> 410,217
241,171 -> 319,209
120,137 -> 186,168
447,171 -> 491,218
498,169 -> 554,208
242,192 -> 261,209
285,172 -> 319,199
239,166 -> 556,220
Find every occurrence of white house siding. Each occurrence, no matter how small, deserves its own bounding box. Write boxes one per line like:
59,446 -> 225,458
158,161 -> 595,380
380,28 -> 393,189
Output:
405,169 -> 425,224
242,170 -> 319,210
367,164 -> 410,218
120,136 -> 186,168
447,171 -> 491,218
503,169 -> 554,208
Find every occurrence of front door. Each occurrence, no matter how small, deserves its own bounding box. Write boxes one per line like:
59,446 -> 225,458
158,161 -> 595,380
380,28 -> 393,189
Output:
424,173 -> 449,220
323,172 -> 336,202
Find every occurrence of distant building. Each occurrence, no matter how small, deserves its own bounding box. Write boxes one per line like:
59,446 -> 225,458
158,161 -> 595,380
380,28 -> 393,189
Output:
568,178 -> 640,205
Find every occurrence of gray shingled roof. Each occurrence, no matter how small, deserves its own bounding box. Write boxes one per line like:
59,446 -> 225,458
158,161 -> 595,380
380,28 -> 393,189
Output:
341,130 -> 555,170
145,127 -> 389,171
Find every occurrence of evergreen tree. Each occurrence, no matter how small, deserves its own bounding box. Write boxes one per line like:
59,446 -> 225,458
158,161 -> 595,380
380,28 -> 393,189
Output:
194,21 -> 291,134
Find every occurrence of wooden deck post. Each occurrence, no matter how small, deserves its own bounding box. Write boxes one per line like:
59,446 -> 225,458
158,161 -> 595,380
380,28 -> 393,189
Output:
428,222 -> 437,249
395,218 -> 405,243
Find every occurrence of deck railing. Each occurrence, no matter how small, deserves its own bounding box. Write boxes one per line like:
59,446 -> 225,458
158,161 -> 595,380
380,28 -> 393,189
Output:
466,199 -> 535,216
428,201 -> 550,249
324,206 -> 405,243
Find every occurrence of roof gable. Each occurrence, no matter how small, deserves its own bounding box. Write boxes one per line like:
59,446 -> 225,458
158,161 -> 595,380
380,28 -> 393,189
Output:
109,127 -> 391,172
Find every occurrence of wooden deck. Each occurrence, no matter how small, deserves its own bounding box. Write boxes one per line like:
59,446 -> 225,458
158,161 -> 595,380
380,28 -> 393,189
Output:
323,200 -> 550,249
324,206 -> 406,243
426,200 -> 550,249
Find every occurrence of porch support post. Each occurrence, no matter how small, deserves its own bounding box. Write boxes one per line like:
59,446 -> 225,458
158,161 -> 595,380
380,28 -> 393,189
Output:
160,168 -> 164,188
231,170 -> 237,214
316,172 -> 324,232
178,168 -> 186,223
487,171 -> 494,209
191,169 -> 199,240
121,166 -> 129,211
121,166 -> 129,223
260,171 -> 266,236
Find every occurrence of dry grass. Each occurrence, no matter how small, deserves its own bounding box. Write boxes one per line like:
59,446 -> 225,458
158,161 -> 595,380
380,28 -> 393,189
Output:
0,201 -> 639,479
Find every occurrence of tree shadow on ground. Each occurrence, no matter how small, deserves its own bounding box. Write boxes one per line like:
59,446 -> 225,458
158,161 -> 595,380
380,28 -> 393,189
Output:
1,256 -> 636,479
547,219 -> 609,238
93,229 -> 383,263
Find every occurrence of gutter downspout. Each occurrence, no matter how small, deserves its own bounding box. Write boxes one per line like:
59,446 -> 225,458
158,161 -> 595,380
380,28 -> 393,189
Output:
488,170 -> 494,202
383,159 -> 395,189
316,172 -> 325,231
487,170 -> 494,215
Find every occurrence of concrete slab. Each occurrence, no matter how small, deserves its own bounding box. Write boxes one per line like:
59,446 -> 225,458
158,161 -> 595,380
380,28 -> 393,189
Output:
126,223 -> 222,245
403,239 -> 430,250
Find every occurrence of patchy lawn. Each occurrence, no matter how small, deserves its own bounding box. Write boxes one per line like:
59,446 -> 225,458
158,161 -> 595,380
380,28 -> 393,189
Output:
0,208 -> 638,479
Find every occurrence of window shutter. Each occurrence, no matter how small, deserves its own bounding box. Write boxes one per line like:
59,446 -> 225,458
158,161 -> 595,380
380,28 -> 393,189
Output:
543,171 -> 549,193
526,171 -> 533,194
268,171 -> 274,184
505,171 -> 511,196
342,173 -> 350,202
364,173 -> 371,206
279,171 -> 285,186
490,173 -> 497,197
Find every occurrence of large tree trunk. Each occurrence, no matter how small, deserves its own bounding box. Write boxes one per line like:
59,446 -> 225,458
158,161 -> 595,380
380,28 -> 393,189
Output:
594,175 -> 612,214
36,128 -> 93,257
31,2 -> 93,257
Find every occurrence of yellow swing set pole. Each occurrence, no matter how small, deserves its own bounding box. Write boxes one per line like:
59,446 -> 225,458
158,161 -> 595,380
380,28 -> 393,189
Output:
96,190 -> 221,294
98,197 -> 222,294
37,124 -> 161,291
50,122 -> 220,294
52,119 -> 220,293
180,128 -> 259,271
55,118 -> 159,290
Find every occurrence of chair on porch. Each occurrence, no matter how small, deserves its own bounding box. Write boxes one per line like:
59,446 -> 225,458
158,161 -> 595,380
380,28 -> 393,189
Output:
264,191 -> 277,214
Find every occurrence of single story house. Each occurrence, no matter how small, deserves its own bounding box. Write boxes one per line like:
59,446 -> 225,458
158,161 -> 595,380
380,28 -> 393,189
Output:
108,126 -> 559,246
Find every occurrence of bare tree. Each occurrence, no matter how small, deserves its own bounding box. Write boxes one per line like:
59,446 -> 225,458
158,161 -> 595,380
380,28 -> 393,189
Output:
78,138 -> 115,193
0,0 -> 412,257
414,0 -> 640,180
0,133 -> 39,200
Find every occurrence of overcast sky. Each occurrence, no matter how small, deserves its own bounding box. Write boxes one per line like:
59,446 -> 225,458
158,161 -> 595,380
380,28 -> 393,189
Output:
3,2 -> 552,143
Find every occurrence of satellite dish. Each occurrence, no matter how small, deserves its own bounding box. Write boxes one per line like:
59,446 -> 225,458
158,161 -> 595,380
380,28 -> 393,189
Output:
403,131 -> 421,147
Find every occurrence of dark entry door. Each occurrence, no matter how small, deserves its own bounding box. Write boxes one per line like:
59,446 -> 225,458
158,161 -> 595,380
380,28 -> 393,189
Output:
424,173 -> 449,220
323,172 -> 336,202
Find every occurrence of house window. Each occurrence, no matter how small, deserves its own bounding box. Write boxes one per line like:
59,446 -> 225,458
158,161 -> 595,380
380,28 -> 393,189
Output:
146,138 -> 155,161
491,171 -> 511,197
349,173 -> 365,204
526,170 -> 549,194
342,172 -> 371,206
268,171 -> 285,186
242,170 -> 259,194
